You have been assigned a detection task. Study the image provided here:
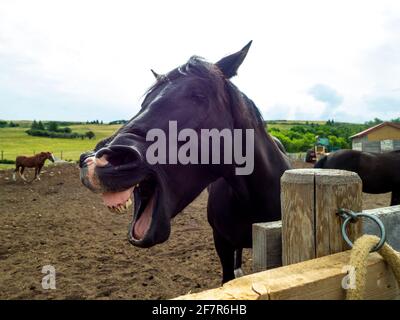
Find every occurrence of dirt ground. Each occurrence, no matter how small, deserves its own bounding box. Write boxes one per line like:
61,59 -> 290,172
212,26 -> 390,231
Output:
0,161 -> 391,299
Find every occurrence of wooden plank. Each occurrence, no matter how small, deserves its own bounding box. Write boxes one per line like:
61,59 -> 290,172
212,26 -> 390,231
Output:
252,221 -> 282,272
281,169 -> 315,265
175,251 -> 400,300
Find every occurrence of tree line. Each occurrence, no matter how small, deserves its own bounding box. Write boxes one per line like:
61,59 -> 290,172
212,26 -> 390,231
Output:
365,117 -> 400,126
268,120 -> 368,153
0,120 -> 19,128
26,121 -> 95,139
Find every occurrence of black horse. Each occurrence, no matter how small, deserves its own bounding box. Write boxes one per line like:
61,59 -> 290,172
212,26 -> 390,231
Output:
79,42 -> 291,283
315,149 -> 400,205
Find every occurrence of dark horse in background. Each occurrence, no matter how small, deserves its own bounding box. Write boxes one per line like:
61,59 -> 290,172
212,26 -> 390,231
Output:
79,42 -> 291,283
315,149 -> 400,205
13,152 -> 55,182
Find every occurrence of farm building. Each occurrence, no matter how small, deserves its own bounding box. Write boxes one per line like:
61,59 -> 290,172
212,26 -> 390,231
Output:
351,122 -> 400,152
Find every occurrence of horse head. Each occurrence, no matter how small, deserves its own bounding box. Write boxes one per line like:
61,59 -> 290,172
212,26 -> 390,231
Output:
79,42 -> 259,248
43,152 -> 55,163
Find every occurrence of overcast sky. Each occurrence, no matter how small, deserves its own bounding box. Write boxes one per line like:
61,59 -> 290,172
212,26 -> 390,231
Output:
0,0 -> 399,123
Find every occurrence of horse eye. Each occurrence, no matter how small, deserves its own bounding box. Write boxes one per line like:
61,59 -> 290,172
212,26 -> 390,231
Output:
191,92 -> 206,102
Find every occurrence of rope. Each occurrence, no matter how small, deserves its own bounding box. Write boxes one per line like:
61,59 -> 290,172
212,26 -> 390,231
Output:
346,235 -> 400,300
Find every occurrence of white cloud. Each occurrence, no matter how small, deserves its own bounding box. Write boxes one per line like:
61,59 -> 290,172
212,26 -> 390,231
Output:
0,0 -> 399,122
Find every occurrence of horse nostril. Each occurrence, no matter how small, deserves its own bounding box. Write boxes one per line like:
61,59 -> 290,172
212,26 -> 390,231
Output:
95,146 -> 142,169
79,152 -> 95,168
94,155 -> 109,167
84,157 -> 94,166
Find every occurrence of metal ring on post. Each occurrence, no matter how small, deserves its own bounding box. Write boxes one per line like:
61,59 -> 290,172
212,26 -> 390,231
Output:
340,211 -> 386,252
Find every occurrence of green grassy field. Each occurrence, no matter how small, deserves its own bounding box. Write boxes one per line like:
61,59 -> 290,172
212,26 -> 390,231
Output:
0,124 -> 122,169
267,120 -> 327,130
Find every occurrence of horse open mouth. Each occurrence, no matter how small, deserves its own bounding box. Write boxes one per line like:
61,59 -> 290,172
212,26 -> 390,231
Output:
101,176 -> 158,243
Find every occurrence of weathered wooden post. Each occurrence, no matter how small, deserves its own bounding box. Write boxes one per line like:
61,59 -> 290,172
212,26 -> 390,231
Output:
281,169 -> 363,266
253,221 -> 282,272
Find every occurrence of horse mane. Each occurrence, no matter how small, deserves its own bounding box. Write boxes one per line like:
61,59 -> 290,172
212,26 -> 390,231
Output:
225,81 -> 265,129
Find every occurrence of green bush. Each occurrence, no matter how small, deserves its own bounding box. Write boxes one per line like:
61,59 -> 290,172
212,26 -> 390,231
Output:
85,131 -> 95,139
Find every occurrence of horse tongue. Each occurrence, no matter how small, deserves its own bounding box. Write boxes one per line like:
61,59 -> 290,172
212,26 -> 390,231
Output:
134,195 -> 155,240
102,187 -> 134,207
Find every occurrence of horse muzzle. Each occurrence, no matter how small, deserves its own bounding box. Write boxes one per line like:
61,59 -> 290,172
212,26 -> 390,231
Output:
79,145 -> 146,193
79,155 -> 104,193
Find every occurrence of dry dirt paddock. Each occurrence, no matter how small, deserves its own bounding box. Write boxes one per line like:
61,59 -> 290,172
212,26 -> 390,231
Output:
0,161 -> 391,299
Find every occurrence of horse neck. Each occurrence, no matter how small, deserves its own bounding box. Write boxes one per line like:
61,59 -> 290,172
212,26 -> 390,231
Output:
38,154 -> 48,163
223,124 -> 290,208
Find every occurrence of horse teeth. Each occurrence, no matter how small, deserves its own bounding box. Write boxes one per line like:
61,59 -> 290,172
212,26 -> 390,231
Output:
127,198 -> 132,207
106,199 -> 132,215
117,204 -> 126,214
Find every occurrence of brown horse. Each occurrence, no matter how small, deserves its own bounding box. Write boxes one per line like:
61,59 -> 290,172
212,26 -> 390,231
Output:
13,152 -> 55,181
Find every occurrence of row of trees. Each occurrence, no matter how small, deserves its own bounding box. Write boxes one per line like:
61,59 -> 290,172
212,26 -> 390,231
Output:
365,117 -> 400,126
86,120 -> 104,124
27,121 -> 95,139
1,119 -> 124,128
0,120 -> 19,128
109,120 -> 128,125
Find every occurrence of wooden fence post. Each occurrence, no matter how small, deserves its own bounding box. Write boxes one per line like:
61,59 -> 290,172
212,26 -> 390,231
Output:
252,221 -> 282,272
281,169 -> 363,266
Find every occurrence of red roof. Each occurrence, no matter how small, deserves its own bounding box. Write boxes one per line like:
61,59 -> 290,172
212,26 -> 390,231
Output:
350,122 -> 400,139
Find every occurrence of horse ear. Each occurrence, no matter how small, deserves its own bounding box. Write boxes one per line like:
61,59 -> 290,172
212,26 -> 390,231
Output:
150,69 -> 162,80
215,41 -> 252,79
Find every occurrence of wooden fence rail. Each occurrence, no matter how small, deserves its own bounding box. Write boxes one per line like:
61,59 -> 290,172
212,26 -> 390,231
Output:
175,251 -> 399,300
